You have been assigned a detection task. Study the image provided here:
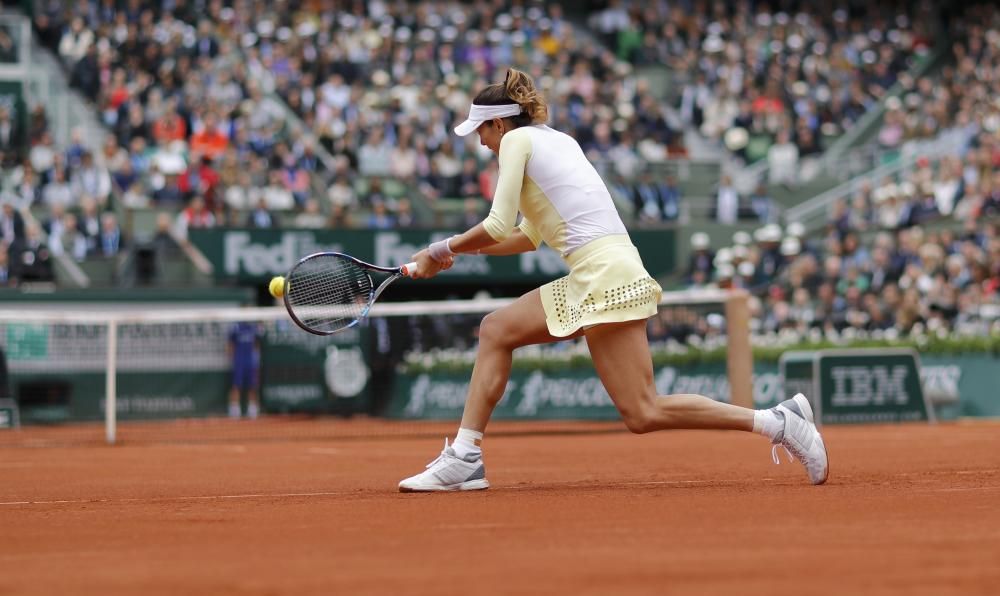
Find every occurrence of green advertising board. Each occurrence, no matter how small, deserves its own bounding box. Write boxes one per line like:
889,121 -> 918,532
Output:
817,349 -> 932,424
780,348 -> 933,425
260,320 -> 369,415
3,317 -> 367,425
187,228 -> 676,283
0,398 -> 19,429
387,363 -> 790,420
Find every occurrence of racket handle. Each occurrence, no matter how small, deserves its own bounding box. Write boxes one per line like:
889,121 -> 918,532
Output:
401,262 -> 419,277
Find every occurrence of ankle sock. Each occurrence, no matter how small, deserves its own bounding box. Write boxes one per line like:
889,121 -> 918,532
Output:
752,409 -> 784,441
452,428 -> 483,459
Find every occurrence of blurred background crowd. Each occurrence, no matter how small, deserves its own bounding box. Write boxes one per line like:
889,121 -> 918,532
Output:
0,0 -> 997,338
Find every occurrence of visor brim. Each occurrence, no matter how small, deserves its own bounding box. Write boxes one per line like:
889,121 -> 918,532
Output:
454,118 -> 484,137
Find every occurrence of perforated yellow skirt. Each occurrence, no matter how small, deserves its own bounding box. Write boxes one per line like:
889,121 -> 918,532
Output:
539,234 -> 662,337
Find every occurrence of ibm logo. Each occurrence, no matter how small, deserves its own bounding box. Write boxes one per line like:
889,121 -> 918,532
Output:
829,365 -> 909,407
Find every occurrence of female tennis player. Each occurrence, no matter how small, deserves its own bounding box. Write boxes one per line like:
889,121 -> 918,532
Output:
399,69 -> 828,492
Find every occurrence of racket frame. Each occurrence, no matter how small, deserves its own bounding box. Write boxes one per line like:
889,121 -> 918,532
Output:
282,252 -> 416,336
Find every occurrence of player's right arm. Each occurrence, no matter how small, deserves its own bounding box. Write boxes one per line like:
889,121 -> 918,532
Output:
477,228 -> 537,256
411,131 -> 534,278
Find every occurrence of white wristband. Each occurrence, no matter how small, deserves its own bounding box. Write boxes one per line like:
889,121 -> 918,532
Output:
428,236 -> 456,262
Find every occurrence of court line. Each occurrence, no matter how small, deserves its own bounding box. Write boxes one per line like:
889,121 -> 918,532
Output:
0,491 -> 353,507
4,470 -> 999,506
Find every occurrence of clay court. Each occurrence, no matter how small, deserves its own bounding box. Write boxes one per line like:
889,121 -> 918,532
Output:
2,420 -> 999,595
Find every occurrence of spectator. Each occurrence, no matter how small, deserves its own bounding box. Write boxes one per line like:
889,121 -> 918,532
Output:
293,199 -> 327,229
151,212 -> 181,259
58,17 -> 93,66
750,183 -> 777,224
57,214 -> 88,262
367,199 -> 395,229
461,198 -> 483,229
175,196 -> 216,240
0,245 -> 12,285
13,223 -> 53,282
357,128 -> 392,178
0,107 -> 21,158
685,232 -> 714,285
395,198 -> 416,228
632,171 -> 671,222
767,130 -> 799,186
0,202 -> 24,250
97,212 -> 123,257
260,170 -> 294,211
78,197 -> 101,253
153,173 -> 185,207
71,151 -> 112,206
714,175 -> 739,224
41,167 -> 73,209
280,155 -> 310,207
246,197 -> 276,229
327,175 -> 357,211
189,112 -> 228,160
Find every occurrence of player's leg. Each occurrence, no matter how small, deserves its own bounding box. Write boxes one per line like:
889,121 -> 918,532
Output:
585,320 -> 753,432
399,289 -> 577,492
459,288 -> 576,432
585,320 -> 828,484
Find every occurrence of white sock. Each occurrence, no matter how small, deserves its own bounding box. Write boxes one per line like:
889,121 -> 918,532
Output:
452,428 -> 483,459
752,409 -> 784,441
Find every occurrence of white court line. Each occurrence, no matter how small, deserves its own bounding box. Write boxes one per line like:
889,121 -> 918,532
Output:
4,470 -> 1000,506
918,486 -> 1000,493
0,491 -> 352,507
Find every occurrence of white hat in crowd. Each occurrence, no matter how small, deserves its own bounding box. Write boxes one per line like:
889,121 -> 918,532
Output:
754,223 -> 782,243
780,237 -> 802,257
732,230 -> 752,246
738,261 -> 756,278
691,232 -> 710,250
716,263 -> 735,280
713,247 -> 733,267
785,222 -> 806,238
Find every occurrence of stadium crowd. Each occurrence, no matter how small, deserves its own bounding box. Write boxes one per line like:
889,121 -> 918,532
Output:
678,210 -> 1000,342
0,0 -> 996,335
875,3 -> 1000,151
23,0 -> 683,239
594,1 -> 935,172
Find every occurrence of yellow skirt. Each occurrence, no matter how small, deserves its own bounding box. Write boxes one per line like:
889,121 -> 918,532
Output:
539,235 -> 662,337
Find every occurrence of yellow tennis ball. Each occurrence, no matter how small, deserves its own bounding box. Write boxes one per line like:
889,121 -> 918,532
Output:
269,276 -> 286,298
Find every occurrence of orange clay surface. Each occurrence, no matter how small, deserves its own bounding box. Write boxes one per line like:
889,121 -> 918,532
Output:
2,420 -> 999,596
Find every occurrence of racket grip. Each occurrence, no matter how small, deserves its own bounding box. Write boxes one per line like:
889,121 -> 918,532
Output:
401,262 -> 419,277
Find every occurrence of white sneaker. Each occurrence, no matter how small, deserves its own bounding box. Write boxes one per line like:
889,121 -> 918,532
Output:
398,439 -> 490,492
228,403 -> 241,419
771,393 -> 829,485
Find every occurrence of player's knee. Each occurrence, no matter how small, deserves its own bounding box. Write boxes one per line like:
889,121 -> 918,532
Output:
477,311 -> 508,349
619,398 -> 657,434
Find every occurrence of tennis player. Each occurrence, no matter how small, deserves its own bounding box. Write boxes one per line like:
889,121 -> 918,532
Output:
400,69 -> 828,492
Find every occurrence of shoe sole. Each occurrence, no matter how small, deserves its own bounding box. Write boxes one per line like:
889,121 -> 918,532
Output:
791,393 -> 830,485
398,479 -> 490,493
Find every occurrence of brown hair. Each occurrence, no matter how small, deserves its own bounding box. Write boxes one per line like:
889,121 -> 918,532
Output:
473,68 -> 548,128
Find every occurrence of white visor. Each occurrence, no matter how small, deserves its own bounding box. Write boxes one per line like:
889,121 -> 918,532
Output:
454,103 -> 522,136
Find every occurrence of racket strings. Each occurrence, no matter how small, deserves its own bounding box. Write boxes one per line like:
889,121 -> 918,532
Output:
286,257 -> 374,333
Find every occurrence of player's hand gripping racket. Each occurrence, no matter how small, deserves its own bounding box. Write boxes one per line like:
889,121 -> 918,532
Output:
282,252 -> 418,335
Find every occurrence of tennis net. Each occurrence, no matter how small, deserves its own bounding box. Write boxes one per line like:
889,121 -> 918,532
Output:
0,288 -> 749,446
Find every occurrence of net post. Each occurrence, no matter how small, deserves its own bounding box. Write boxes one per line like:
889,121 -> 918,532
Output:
724,290 -> 753,409
105,319 -> 117,445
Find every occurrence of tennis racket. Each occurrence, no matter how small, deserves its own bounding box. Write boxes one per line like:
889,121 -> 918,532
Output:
282,252 -> 418,336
